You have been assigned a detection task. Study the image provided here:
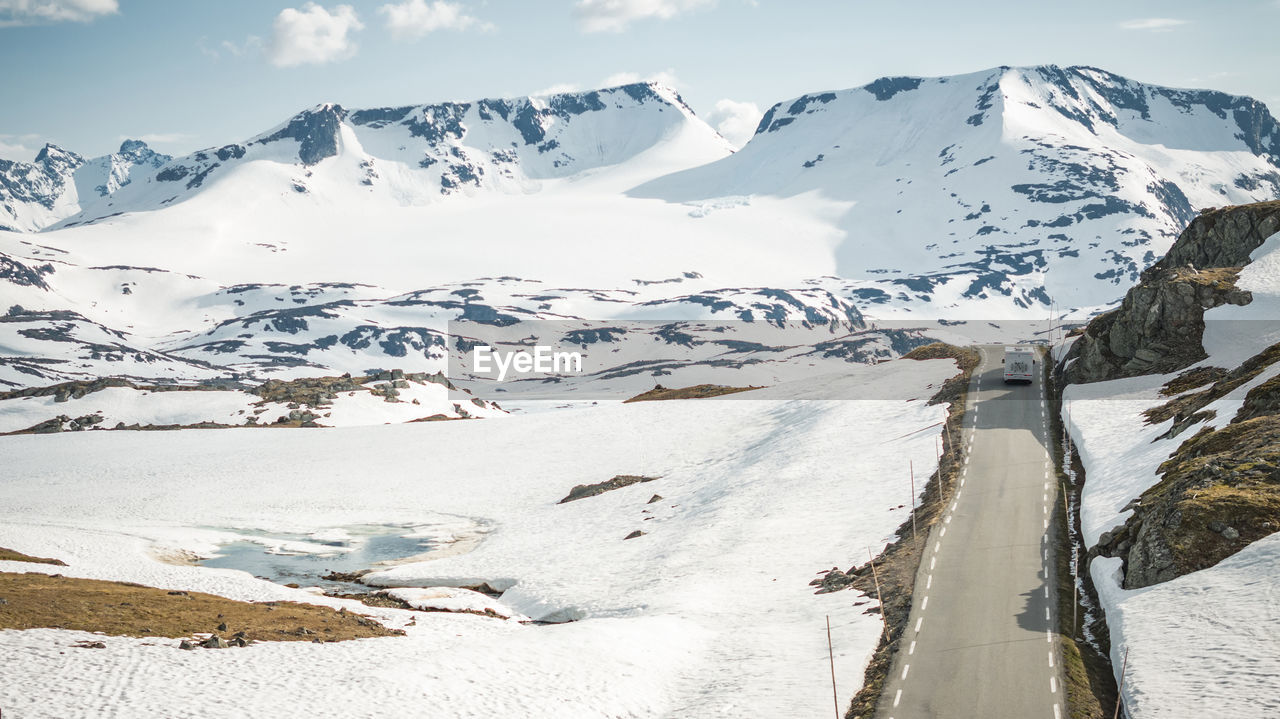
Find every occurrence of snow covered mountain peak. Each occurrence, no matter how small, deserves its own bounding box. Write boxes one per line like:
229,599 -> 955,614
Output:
32,142 -> 85,168
14,81 -> 728,235
1,139 -> 170,233
636,64 -> 1280,312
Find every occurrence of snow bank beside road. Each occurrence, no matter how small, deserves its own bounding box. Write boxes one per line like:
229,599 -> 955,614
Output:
1091,536 -> 1280,719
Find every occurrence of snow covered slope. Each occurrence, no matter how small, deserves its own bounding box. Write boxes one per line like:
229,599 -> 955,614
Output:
637,66 -> 1280,313
0,357 -> 955,718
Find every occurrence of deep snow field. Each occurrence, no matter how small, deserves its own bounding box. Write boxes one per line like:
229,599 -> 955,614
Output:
1059,231 -> 1280,718
0,358 -> 953,718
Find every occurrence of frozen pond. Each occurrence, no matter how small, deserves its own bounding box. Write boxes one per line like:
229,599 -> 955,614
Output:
199,524 -> 432,592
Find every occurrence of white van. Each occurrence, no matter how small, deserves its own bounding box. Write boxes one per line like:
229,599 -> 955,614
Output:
1003,346 -> 1035,384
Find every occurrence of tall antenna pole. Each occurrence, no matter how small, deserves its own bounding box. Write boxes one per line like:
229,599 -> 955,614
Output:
827,615 -> 839,719
909,460 -> 917,541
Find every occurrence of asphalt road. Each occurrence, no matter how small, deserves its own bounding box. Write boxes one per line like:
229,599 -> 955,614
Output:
877,345 -> 1065,719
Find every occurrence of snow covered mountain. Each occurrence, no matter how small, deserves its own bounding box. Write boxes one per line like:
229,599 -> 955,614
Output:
637,66 -> 1280,313
0,140 -> 170,232
1,68 -> 1278,402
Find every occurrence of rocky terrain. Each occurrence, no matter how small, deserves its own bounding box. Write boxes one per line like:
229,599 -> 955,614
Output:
1063,201 -> 1280,385
1060,200 -> 1280,589
0,369 -> 500,434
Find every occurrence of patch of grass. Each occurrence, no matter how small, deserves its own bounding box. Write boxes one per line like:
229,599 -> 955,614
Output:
1143,342 -> 1280,435
622,384 -> 762,403
0,547 -> 66,565
1159,366 -> 1228,396
0,572 -> 403,643
1166,265 -> 1244,291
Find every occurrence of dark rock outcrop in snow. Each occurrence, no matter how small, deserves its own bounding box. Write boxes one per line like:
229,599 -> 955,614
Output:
1061,201 -> 1280,384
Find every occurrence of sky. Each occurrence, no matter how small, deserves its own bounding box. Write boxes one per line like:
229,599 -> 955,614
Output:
2,0 -> 1280,161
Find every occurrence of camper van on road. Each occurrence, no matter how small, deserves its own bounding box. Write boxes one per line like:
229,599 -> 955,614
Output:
1003,346 -> 1035,384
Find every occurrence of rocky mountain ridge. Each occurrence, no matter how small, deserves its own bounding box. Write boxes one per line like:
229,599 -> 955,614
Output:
1062,201 -> 1280,384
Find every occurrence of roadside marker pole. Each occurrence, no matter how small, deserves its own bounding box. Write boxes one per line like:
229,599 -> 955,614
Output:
868,548 -> 887,641
1113,647 -> 1130,719
909,461 -> 918,541
826,615 -> 839,719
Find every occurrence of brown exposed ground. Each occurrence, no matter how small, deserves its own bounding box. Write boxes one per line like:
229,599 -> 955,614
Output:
623,384 -> 762,403
0,572 -> 403,643
0,547 -> 67,565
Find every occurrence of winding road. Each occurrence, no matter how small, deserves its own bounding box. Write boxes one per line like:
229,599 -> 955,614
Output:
877,345 -> 1066,719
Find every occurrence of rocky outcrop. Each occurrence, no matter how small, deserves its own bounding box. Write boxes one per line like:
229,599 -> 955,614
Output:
1091,400 -> 1280,589
1068,201 -> 1280,589
1062,201 -> 1280,384
1087,340 -> 1280,588
251,369 -> 463,408
1152,200 -> 1280,273
558,475 -> 659,504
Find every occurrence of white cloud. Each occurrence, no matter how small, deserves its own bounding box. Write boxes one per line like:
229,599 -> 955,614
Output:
267,3 -> 364,68
1118,17 -> 1188,32
0,0 -> 117,26
703,98 -> 761,148
601,68 -> 681,89
198,35 -> 263,61
379,0 -> 489,39
0,134 -> 41,162
575,0 -> 715,33
532,82 -> 583,97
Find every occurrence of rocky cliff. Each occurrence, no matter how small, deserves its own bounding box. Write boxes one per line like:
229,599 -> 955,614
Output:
1065,200 -> 1280,589
1061,201 -> 1280,384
